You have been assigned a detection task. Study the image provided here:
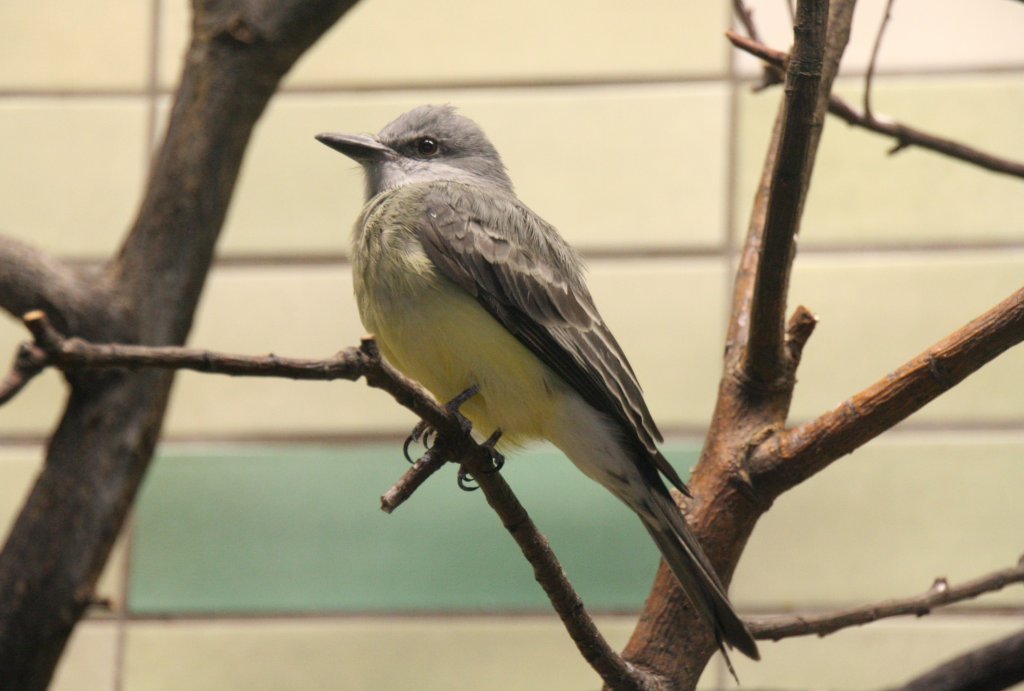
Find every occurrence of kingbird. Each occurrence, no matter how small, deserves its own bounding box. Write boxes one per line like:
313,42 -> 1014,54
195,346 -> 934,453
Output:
316,105 -> 759,662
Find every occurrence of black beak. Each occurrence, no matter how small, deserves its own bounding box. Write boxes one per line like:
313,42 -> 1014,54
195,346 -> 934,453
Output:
315,132 -> 392,162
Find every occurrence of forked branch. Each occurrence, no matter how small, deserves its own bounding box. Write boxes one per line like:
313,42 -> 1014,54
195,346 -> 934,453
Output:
727,32 -> 1024,180
741,0 -> 828,386
750,285 -> 1024,493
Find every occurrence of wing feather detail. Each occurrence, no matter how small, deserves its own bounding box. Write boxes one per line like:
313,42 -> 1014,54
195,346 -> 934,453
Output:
410,182 -> 686,493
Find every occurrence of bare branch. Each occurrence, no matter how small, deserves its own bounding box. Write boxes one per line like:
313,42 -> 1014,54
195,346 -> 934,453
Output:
0,311 -> 653,690
0,236 -> 97,335
751,285 -> 1024,491
864,0 -> 896,119
728,33 -> 1024,180
784,305 -> 818,367
897,628 -> 1024,691
732,0 -> 783,89
741,0 -> 828,387
467,452 -> 658,691
749,559 -> 1024,640
380,446 -> 448,514
0,4 -> 365,687
0,311 -> 369,396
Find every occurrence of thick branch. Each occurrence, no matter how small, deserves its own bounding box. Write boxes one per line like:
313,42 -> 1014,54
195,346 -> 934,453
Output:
750,285 -> 1024,492
749,559 -> 1024,640
620,4 -> 857,687
741,0 -> 828,386
897,628 -> 1024,691
727,32 -> 1024,180
0,237 -> 98,336
0,3 -> 362,688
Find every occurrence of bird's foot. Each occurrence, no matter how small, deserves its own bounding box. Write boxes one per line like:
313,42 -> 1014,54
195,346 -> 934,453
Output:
457,429 -> 504,492
403,385 -> 481,463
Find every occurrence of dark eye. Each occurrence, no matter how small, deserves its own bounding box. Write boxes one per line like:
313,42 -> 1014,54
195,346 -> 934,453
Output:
415,137 -> 440,156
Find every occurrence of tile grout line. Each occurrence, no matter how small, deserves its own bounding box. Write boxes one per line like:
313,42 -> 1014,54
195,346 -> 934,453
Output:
112,2 -> 164,689
0,62 -> 1020,100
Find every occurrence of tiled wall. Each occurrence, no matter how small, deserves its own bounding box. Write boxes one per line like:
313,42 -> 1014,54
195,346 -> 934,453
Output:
1,1 -> 1022,689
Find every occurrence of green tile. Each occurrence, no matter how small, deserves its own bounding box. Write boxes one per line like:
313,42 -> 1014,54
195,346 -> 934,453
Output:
130,444 -> 700,614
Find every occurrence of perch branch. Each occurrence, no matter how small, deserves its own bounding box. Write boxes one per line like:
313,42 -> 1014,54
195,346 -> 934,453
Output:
897,628 -> 1024,691
750,285 -> 1024,492
380,446 -> 448,514
749,558 -> 1024,640
742,0 -> 828,386
0,311 -> 653,691
727,32 -> 1024,179
0,311 -> 370,390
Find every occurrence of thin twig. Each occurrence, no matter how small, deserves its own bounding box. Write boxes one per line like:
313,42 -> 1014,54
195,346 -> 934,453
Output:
380,446 -> 448,514
0,311 -> 654,691
784,305 -> 818,367
727,32 -> 1024,179
751,285 -> 1024,491
864,0 -> 896,119
732,0 -> 784,89
742,0 -> 828,386
749,558 -> 1024,640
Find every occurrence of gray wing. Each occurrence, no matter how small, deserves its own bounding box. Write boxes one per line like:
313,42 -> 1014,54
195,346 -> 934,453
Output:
412,182 -> 686,494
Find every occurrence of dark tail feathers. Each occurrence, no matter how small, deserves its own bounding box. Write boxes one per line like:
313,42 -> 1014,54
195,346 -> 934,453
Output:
640,493 -> 760,664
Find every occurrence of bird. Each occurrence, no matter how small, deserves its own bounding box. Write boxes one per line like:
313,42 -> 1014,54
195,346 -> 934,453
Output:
316,104 -> 759,663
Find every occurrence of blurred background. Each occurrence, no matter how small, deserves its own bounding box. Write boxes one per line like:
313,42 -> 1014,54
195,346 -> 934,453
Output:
1,1 -> 1022,688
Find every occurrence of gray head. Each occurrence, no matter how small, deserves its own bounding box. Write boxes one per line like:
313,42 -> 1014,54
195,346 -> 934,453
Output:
316,105 -> 513,199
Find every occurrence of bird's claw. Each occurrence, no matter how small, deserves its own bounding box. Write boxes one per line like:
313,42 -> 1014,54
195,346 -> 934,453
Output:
402,420 -> 437,463
404,385 -> 481,464
456,429 -> 504,492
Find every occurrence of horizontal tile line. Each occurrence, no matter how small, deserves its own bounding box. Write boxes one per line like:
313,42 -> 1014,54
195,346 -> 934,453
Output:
3,421 -> 1021,450
100,605 -> 1023,624
1,64 -> 1020,100
36,242 -> 1024,269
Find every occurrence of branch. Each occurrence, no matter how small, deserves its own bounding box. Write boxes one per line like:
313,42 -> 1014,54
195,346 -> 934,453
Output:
741,0 -> 828,386
0,311 -> 370,390
380,446 -> 448,514
466,446 -> 657,691
751,285 -> 1024,491
863,0 -> 896,120
0,4 -> 364,688
748,558 -> 1024,640
897,628 -> 1024,691
727,32 -> 1024,180
0,236 -> 97,335
0,311 -> 654,690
